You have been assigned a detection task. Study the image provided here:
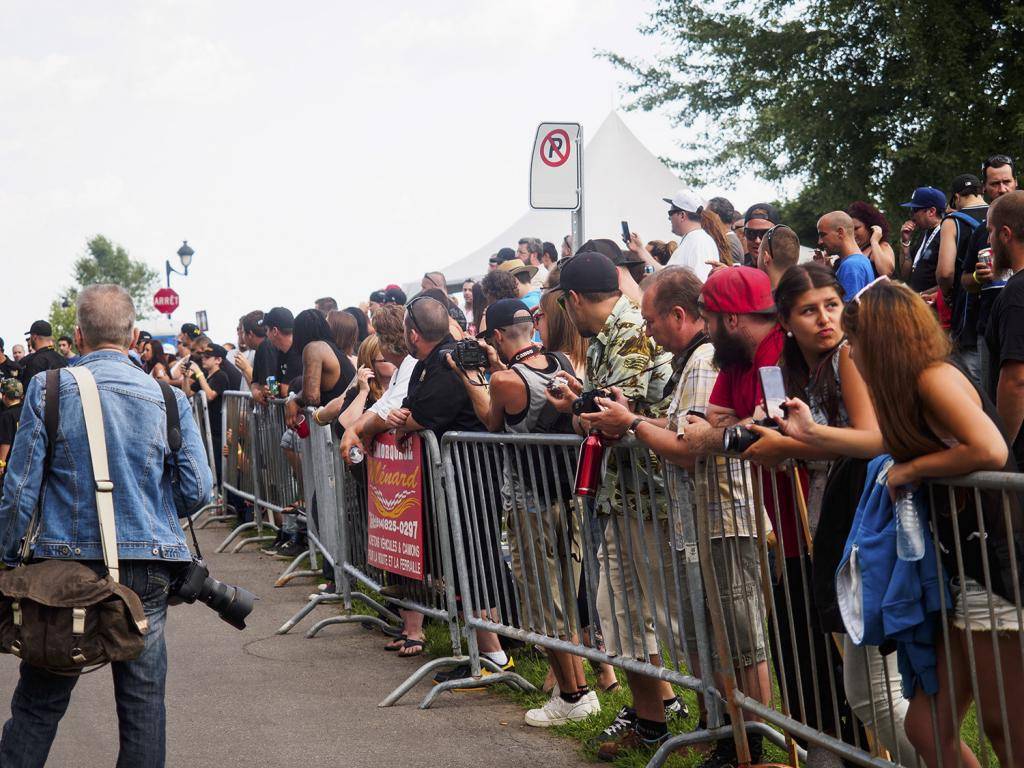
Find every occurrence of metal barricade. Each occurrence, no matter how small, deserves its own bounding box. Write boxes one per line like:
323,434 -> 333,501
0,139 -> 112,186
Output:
441,432 -> 735,764
215,392 -> 278,553
186,390 -> 234,528
696,453 -> 1024,768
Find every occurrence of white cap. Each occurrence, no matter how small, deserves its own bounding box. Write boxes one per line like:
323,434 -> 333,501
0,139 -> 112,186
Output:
662,189 -> 706,214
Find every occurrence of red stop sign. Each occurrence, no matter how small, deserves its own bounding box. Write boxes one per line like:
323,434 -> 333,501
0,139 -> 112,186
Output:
153,287 -> 180,314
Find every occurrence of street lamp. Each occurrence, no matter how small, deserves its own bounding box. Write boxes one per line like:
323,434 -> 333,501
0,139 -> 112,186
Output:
166,240 -> 195,288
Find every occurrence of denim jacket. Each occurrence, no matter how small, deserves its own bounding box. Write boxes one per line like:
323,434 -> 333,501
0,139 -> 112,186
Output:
0,350 -> 212,565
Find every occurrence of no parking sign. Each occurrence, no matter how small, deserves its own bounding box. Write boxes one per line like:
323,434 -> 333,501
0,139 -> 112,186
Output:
530,122 -> 581,210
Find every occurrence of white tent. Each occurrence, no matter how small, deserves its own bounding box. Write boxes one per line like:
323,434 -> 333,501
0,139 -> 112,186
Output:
435,111 -> 685,287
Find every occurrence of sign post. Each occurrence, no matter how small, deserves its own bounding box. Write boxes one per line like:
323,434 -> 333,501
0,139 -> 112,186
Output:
153,287 -> 180,318
530,121 -> 584,249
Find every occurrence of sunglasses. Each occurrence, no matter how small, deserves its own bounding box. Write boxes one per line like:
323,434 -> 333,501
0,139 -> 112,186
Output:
667,208 -> 684,218
851,275 -> 890,304
532,310 -> 545,324
744,227 -> 772,240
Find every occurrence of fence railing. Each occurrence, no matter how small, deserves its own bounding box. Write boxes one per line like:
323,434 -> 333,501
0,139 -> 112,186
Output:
212,397 -> 1024,768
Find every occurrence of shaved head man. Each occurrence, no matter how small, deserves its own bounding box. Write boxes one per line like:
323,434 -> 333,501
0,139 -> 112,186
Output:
817,210 -> 875,300
757,225 -> 802,288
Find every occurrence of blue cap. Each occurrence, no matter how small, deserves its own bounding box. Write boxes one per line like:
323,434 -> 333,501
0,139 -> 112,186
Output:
899,187 -> 946,211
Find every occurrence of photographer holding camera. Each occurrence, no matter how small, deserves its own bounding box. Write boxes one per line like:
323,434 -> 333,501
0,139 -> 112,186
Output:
447,298 -> 600,727
0,284 -> 214,768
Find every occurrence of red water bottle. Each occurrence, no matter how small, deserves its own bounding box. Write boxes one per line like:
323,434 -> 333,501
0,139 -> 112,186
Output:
574,431 -> 607,497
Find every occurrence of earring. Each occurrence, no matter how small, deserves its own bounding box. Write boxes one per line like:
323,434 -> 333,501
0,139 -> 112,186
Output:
786,331 -> 794,337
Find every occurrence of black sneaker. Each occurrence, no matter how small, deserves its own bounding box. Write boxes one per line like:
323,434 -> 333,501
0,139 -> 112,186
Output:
274,538 -> 306,560
588,706 -> 637,747
695,740 -> 740,768
432,663 -> 472,685
260,530 -> 286,555
665,696 -> 690,722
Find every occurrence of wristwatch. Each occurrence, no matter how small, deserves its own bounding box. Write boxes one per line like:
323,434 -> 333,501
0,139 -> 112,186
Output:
627,417 -> 644,436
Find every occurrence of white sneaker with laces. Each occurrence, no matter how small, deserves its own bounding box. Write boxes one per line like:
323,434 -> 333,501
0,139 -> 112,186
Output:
525,691 -> 601,727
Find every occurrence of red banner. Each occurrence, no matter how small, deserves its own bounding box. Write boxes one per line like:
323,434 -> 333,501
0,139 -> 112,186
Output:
366,432 -> 425,580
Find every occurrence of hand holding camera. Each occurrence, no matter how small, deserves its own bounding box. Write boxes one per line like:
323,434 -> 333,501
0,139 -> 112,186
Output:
544,371 -> 582,414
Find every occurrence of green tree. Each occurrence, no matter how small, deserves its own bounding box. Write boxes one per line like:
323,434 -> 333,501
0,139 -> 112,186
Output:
605,0 -> 1024,227
49,235 -> 159,340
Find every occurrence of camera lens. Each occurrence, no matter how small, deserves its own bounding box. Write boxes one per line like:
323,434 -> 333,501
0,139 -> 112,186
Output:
200,578 -> 257,630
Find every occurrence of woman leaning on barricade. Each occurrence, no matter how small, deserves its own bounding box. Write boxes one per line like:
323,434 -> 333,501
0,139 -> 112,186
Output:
774,275 -> 1022,768
736,263 -> 906,760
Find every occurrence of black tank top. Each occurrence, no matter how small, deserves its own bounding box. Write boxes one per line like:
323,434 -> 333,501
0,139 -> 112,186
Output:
320,341 -> 356,403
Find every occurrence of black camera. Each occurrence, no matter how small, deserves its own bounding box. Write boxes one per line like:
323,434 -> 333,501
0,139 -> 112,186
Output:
450,339 -> 489,370
722,418 -> 779,454
169,557 -> 257,630
572,389 -> 610,416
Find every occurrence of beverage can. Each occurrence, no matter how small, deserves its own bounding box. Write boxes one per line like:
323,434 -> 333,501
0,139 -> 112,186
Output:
266,376 -> 279,397
348,446 -> 364,464
978,248 -> 992,267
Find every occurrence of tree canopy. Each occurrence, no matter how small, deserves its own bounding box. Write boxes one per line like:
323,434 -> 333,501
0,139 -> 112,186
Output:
48,235 -> 158,340
606,0 -> 1024,239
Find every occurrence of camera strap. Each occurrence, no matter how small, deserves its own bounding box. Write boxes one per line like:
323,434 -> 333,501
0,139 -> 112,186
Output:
158,381 -> 205,561
508,345 -> 542,367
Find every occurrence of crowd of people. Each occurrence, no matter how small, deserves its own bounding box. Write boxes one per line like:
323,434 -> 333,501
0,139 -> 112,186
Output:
2,153 -> 1022,768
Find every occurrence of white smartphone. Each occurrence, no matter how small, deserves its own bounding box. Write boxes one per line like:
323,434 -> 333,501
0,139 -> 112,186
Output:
758,366 -> 787,421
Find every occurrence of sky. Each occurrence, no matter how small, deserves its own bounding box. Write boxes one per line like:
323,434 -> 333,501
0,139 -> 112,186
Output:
1,0 -> 784,347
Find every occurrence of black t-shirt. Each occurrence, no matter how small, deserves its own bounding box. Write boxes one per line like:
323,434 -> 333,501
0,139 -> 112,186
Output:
402,336 -> 485,439
277,344 -> 303,389
251,338 -> 277,386
0,356 -> 21,383
985,270 -> 1024,464
221,359 -> 243,391
909,225 -> 941,293
948,206 -> 989,346
205,369 -> 230,444
962,218 -> 1010,339
0,402 -> 23,446
19,347 -> 67,384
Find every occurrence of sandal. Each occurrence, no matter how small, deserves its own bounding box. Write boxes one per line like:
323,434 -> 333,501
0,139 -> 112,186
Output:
384,634 -> 407,652
397,638 -> 425,657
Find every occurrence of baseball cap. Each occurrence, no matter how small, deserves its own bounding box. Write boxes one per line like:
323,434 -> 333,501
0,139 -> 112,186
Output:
25,320 -> 52,337
900,187 -> 946,211
662,189 -> 705,214
137,330 -> 152,343
699,266 -> 775,315
369,289 -> 387,304
478,299 -> 534,339
498,258 -> 539,280
743,203 -> 781,225
180,323 -> 202,340
203,343 -> 228,359
950,174 -> 982,204
383,287 -> 407,305
259,307 -> 294,331
555,252 -> 619,293
1,378 -> 23,400
495,247 -> 516,264
579,238 -> 641,267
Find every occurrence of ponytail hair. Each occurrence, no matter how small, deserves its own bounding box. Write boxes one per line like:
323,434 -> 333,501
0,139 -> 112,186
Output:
700,208 -> 732,265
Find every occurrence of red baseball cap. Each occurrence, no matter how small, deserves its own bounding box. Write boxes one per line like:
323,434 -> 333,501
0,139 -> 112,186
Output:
699,266 -> 776,315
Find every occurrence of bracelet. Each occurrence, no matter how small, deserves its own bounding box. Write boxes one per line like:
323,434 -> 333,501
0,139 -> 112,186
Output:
973,270 -> 981,284
312,408 -> 329,426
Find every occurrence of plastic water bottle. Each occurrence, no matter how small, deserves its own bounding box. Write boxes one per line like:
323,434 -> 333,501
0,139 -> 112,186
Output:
895,488 -> 925,561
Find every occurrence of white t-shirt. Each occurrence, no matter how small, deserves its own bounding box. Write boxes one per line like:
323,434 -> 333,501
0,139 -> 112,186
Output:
669,228 -> 719,282
531,265 -> 549,289
368,355 -> 417,420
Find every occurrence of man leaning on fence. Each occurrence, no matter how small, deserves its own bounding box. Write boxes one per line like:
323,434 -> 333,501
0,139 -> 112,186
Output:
449,298 -> 601,727
582,266 -> 773,767
0,284 -> 213,768
546,252 -> 687,761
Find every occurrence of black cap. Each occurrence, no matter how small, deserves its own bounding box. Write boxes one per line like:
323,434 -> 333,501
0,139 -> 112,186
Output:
556,251 -> 619,293
259,307 -> 294,331
951,173 -> 983,203
26,320 -> 52,337
579,238 -> 642,267
383,287 -> 407,305
0,337 -> 4,352
478,299 -> 533,339
495,247 -> 516,264
204,343 -> 228,359
180,323 -> 202,340
369,289 -> 387,304
137,330 -> 152,342
743,202 -> 781,225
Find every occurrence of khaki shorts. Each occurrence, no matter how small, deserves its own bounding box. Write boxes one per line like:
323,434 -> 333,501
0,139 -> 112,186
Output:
506,499 -> 582,638
679,536 -> 768,667
952,576 -> 1022,633
596,514 -> 685,659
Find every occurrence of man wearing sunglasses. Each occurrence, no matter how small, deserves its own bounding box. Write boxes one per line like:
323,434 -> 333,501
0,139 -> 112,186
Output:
741,203 -> 781,268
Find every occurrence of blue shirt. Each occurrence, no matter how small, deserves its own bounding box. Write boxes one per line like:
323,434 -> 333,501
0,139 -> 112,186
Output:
521,289 -> 541,310
834,253 -> 875,301
0,350 -> 212,565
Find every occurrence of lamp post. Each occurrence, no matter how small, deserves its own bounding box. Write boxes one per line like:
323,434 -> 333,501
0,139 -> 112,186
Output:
166,240 -> 195,288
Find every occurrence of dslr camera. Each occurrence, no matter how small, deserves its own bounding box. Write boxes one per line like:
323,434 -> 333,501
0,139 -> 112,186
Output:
450,339 -> 489,371
169,557 -> 257,630
722,417 -> 779,454
572,388 -> 610,416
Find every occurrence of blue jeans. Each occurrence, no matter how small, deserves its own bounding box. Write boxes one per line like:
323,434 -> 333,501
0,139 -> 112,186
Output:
0,560 -> 174,768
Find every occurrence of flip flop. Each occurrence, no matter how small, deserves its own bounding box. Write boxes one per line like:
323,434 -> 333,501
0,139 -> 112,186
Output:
384,634 -> 408,652
397,638 -> 425,657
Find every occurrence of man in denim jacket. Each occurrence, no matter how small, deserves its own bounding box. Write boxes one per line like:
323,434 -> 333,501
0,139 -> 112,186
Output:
0,284 -> 212,768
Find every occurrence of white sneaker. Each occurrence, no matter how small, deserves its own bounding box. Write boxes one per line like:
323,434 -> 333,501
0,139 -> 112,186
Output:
525,691 -> 601,727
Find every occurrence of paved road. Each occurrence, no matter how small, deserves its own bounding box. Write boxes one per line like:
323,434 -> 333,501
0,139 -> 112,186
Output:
0,525 -> 588,767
